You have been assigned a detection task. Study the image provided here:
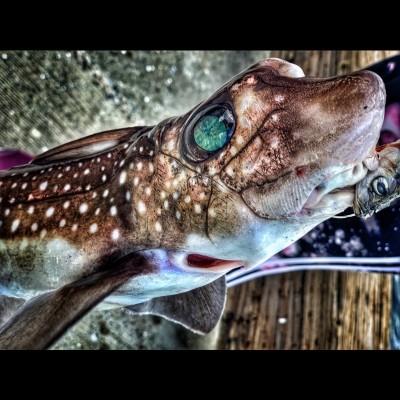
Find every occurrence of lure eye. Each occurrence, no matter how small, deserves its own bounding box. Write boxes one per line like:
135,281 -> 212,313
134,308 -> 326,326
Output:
182,104 -> 235,163
371,176 -> 396,197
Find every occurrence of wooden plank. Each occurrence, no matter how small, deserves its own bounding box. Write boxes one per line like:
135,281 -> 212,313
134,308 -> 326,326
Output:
218,50 -> 398,350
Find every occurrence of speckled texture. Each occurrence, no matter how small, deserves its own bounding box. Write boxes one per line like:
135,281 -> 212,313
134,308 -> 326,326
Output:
0,50 -> 269,349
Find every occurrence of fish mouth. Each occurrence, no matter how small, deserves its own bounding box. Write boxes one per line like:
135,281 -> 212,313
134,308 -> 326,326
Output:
170,252 -> 243,274
302,162 -> 369,215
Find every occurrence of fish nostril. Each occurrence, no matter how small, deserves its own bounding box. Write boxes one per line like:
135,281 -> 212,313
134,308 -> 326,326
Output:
364,106 -> 368,110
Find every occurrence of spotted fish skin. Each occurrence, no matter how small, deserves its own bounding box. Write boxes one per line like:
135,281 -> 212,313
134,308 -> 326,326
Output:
0,58 -> 385,306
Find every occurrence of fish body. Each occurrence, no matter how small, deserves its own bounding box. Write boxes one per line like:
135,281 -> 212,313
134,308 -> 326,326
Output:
0,58 -> 386,347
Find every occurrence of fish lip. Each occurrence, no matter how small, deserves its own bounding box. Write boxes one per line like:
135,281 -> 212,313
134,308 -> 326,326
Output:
169,252 -> 243,274
302,163 -> 368,213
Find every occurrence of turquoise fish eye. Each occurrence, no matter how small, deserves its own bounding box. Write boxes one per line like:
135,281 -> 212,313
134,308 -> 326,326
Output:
182,104 -> 236,163
194,115 -> 228,152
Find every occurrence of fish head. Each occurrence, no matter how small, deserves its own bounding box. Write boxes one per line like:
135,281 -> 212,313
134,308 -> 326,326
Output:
354,140 -> 400,218
157,58 -> 386,269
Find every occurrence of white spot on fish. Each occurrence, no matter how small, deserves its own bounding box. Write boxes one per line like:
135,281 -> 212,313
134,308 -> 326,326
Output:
107,153 -> 112,158
64,184 -> 71,191
32,176 -> 37,181
28,206 -> 34,214
176,210 -> 181,220
11,182 -> 17,189
53,185 -> 59,192
194,204 -> 201,214
57,173 -> 63,178
137,162 -> 143,171
126,191 -> 131,201
155,221 -> 162,232
157,208 -> 162,216
97,157 -> 101,163
78,162 -> 83,168
184,196 -> 191,204
23,172 -> 28,177
129,163 -> 134,170
46,207 -> 55,217
139,146 -> 143,153
102,175 -> 107,182
134,177 -> 139,186
95,208 -> 101,216
226,166 -> 234,176
145,187 -> 151,196
275,95 -> 285,103
165,181 -> 171,189
11,219 -> 20,232
31,222 -> 38,231
40,229 -> 47,238
199,192 -> 206,200
110,206 -> 117,216
229,146 -> 237,156
39,181 -> 48,191
89,223 -> 98,233
103,189 -> 109,198
9,197 -> 15,203
209,208 -> 217,218
85,184 -> 91,191
59,219 -> 66,227
149,150 -> 154,157
4,209 -> 10,216
123,144 -> 128,149
79,203 -> 88,214
160,191 -> 166,200
278,317 -> 287,324
119,170 -> 127,185
119,160 -> 125,167
101,166 -> 105,171
73,173 -> 78,178
21,183 -> 28,190
71,224 -> 78,232
137,200 -> 146,214
111,229 -> 120,240
92,192 -> 97,199
63,201 -> 70,209
84,168 -> 90,175
149,163 -> 154,173
65,166 -> 71,172
236,135 -> 244,145
163,200 -> 169,210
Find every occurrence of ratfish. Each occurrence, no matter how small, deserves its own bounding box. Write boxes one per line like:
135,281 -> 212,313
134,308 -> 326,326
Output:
0,58 -> 385,349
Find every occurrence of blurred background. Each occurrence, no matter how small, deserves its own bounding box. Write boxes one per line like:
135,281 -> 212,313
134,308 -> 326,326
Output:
1,50 -> 399,349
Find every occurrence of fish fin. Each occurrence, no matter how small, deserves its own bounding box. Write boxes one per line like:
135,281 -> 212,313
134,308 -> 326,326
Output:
31,126 -> 149,165
0,295 -> 25,327
0,253 -> 155,350
126,276 -> 226,334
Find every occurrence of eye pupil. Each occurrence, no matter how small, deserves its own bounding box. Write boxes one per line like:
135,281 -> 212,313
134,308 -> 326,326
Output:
377,181 -> 387,196
194,115 -> 228,152
372,176 -> 389,196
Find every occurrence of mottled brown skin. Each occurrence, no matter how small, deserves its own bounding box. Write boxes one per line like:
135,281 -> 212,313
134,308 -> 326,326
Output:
0,58 -> 385,308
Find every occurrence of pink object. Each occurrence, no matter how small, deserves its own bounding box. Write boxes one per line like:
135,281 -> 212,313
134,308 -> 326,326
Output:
0,149 -> 33,170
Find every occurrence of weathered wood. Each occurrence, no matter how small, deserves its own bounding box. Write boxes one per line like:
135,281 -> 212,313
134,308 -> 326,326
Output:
218,50 -> 398,350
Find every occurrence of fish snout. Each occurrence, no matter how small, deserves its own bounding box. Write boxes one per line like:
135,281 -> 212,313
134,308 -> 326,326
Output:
292,69 -> 386,169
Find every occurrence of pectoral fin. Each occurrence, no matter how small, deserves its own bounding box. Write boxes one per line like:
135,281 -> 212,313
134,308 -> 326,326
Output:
0,253 -> 154,350
126,276 -> 226,334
